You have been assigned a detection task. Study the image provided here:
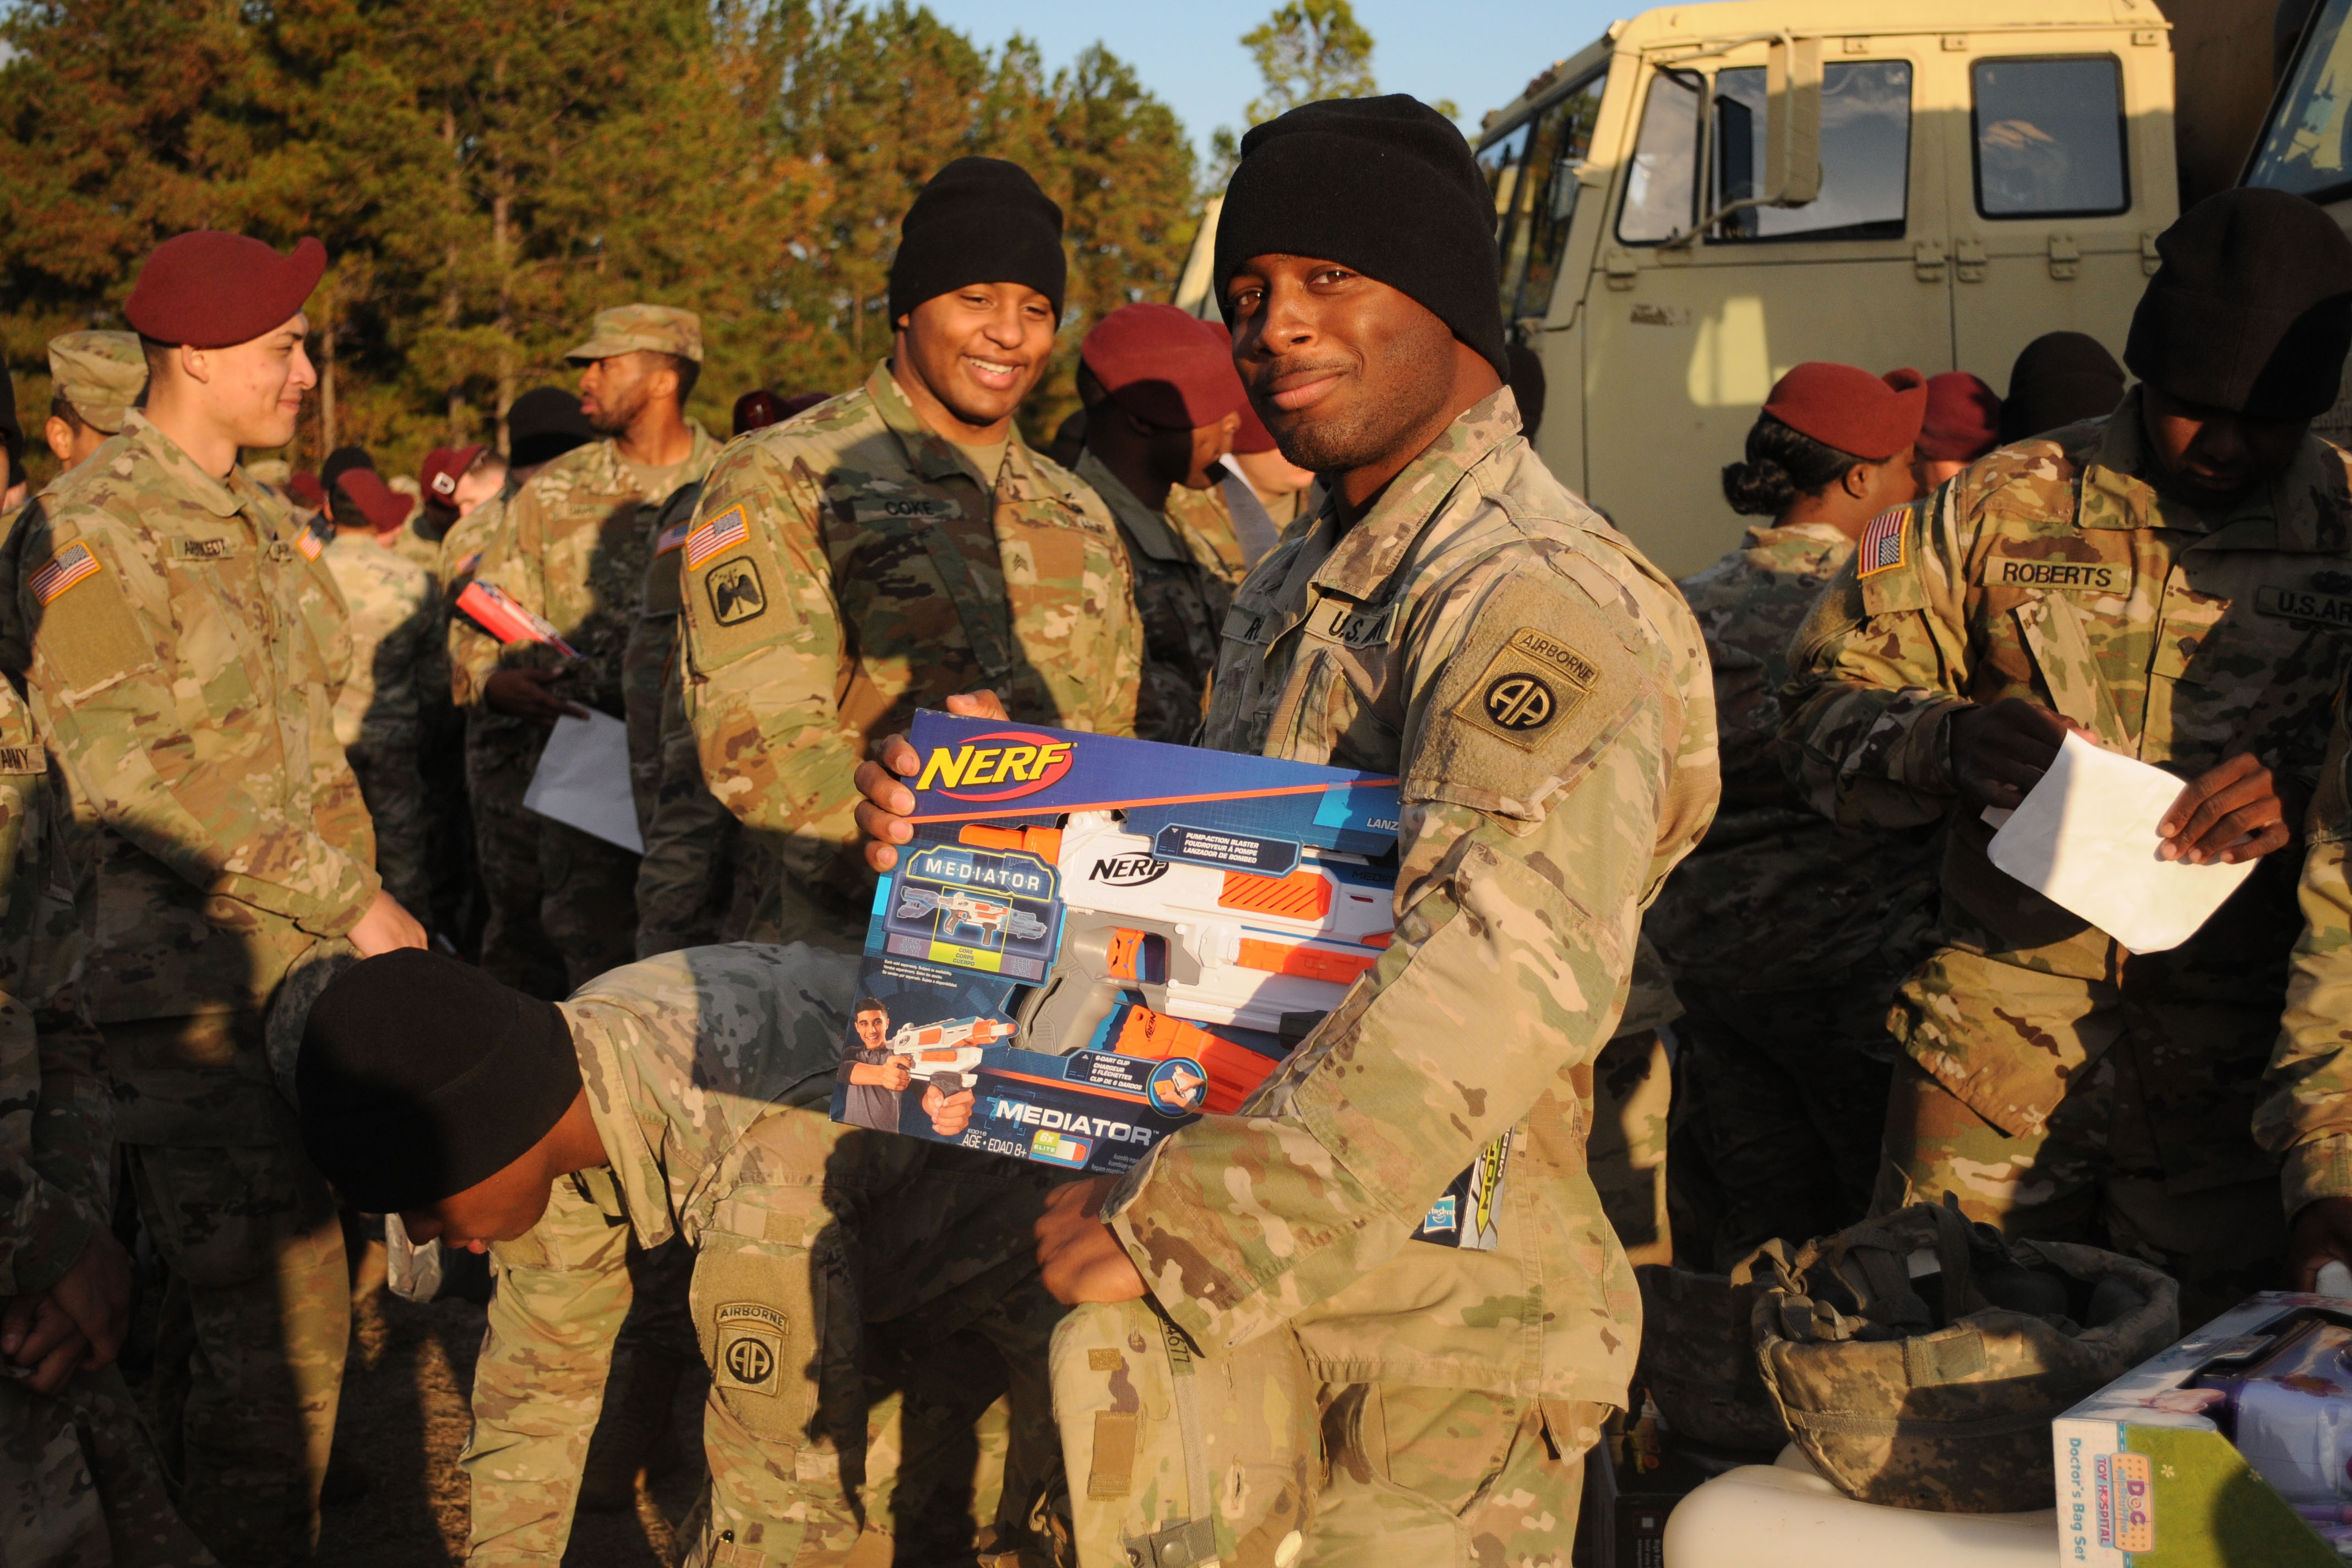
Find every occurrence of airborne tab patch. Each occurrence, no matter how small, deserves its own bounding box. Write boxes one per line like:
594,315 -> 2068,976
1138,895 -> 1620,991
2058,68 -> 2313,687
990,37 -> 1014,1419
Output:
1453,627 -> 1599,750
1856,505 -> 1909,578
684,507 -> 749,570
29,545 -> 100,606
712,1302 -> 785,1396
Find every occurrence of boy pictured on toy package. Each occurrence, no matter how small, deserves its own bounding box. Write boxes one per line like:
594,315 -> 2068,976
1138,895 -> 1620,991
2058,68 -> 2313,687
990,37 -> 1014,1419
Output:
827,710 -> 1401,1175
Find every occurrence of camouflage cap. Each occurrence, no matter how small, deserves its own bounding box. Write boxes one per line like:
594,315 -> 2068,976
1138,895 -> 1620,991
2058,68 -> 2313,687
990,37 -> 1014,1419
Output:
565,304 -> 703,364
47,330 -> 147,434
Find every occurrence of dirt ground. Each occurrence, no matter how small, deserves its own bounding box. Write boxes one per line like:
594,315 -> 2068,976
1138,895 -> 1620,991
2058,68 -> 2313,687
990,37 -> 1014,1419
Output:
309,1245 -> 713,1568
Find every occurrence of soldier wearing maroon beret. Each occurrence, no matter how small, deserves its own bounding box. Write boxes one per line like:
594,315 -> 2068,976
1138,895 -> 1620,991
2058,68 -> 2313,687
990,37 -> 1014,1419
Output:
1073,303 -> 1254,740
8,229 -> 432,1565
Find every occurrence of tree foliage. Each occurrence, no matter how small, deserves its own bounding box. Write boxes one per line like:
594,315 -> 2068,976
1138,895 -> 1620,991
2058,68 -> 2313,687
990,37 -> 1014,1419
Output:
1208,0 -> 1376,187
0,0 -> 1195,483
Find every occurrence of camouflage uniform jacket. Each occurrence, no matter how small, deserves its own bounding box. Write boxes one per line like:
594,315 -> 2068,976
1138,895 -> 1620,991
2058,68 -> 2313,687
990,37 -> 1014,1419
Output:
679,362 -> 1141,937
439,486 -> 514,707
1165,480 -> 1250,589
319,530 -> 434,759
2260,688 -> 2352,1214
0,677 -> 105,1299
1075,450 -> 1233,743
1782,390 -> 2352,1191
1646,521 -> 1942,989
454,423 -> 718,720
15,413 -> 377,1027
1103,389 -> 1719,1406
467,942 -> 1054,1558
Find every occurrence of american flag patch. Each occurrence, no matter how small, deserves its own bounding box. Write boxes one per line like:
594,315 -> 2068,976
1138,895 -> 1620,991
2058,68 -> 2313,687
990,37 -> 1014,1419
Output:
458,551 -> 481,577
29,544 -> 99,605
654,520 -> 690,556
683,507 -> 748,570
296,526 -> 324,560
1856,506 -> 1910,578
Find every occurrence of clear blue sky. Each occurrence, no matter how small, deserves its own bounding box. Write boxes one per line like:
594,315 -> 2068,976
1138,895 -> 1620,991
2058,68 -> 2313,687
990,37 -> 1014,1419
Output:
921,0 -> 1624,160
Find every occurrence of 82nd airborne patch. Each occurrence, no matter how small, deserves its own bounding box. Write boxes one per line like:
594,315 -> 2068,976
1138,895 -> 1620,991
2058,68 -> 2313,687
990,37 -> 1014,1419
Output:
714,1302 -> 785,1396
1454,627 -> 1598,750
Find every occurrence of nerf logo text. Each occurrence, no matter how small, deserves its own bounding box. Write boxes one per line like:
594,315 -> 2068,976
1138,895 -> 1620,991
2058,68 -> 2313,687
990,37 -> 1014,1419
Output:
916,731 -> 1075,801
1089,854 -> 1169,888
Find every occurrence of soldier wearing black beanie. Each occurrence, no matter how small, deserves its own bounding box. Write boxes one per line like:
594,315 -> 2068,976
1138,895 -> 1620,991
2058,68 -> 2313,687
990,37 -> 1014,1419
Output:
1213,94 -> 1510,383
888,155 -> 1068,326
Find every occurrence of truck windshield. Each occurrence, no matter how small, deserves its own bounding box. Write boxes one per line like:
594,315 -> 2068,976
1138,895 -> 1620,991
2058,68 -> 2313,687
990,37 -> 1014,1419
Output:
1711,61 -> 1911,241
2248,0 -> 2352,200
1619,68 -> 1703,243
1479,71 -> 1607,328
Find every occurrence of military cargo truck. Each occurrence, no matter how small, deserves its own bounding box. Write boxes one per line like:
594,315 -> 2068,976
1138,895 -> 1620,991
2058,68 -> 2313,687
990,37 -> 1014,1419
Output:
2245,0 -> 2352,445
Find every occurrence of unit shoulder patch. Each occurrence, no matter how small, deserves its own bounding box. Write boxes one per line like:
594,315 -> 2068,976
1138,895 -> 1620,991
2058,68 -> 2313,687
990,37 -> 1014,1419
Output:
1453,627 -> 1600,752
712,1300 -> 785,1396
705,556 -> 767,627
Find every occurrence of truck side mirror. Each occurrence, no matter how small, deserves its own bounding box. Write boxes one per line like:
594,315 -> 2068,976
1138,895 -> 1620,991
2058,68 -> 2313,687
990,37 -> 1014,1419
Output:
1766,34 -> 1822,206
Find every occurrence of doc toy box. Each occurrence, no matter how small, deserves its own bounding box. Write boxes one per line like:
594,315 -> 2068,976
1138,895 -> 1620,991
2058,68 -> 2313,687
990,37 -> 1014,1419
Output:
827,710 -> 1400,1178
2054,1291 -> 2352,1566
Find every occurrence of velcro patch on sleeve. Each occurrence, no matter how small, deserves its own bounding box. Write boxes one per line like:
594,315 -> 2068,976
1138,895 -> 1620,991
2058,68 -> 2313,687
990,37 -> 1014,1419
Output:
1406,571 -> 1649,823
1856,505 -> 1911,578
295,527 -> 324,562
685,507 -> 750,569
31,542 -> 153,692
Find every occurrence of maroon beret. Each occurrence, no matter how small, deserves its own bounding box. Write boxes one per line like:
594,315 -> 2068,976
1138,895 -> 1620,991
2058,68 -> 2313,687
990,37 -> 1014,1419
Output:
1082,304 -> 1248,431
1761,361 -> 1928,461
1917,372 -> 2003,464
335,469 -> 415,534
1232,396 -> 1280,454
419,444 -> 484,504
124,232 -> 328,349
288,472 -> 325,509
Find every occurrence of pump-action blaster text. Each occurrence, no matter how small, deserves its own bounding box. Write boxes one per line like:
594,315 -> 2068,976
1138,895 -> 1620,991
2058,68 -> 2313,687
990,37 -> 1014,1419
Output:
894,885 -> 1048,944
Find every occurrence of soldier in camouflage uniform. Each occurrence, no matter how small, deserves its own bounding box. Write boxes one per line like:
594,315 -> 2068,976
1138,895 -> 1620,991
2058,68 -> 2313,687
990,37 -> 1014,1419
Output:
294,943 -> 1065,1566
1782,189 -> 2352,1319
681,158 -> 1142,952
441,390 -> 592,990
860,100 -> 1718,1567
14,231 -> 432,1565
318,467 -> 437,918
0,640 -> 214,1565
39,332 -> 148,475
1646,365 -> 1945,1267
1069,304 -> 1250,742
454,312 -> 718,991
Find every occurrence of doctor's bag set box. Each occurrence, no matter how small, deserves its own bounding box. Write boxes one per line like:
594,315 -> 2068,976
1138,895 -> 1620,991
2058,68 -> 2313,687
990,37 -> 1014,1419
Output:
825,710 -> 1400,1177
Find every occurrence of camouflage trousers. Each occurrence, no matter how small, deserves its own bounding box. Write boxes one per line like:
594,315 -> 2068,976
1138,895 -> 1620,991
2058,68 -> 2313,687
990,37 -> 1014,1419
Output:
1588,1028 -> 1672,1268
1052,1300 -> 1593,1568
470,1172 -> 1062,1566
1,1365 -> 216,1568
1671,973 -> 1899,1269
539,815 -> 640,992
467,714 -> 566,1000
1877,1052 -> 2285,1326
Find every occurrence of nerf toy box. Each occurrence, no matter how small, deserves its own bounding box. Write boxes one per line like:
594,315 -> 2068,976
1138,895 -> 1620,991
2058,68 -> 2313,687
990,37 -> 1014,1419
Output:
2054,1291 -> 2352,1566
827,710 -> 1400,1176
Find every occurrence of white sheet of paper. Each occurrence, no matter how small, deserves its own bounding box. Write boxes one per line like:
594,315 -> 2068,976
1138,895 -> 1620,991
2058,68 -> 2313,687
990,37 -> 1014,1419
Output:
1984,732 -> 2256,954
522,710 -> 644,854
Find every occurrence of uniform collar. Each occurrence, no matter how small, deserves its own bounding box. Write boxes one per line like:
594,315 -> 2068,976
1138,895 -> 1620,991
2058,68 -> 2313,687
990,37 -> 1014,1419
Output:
1075,449 -> 1188,561
1308,386 -> 1527,603
1744,518 -> 1851,552
867,358 -> 1044,494
119,410 -> 256,520
2078,385 -> 2349,552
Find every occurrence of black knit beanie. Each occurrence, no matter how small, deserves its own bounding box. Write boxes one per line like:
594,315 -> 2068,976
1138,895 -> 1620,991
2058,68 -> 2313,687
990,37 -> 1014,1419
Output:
889,157 -> 1068,325
2001,331 -> 2125,444
1214,95 -> 1509,383
2124,187 -> 2352,421
296,949 -> 584,1213
505,386 -> 595,469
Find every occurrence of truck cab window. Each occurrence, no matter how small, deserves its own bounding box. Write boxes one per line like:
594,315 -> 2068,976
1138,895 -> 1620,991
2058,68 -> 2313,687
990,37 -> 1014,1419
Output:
1712,61 -> 1910,242
1972,57 -> 2129,217
1619,68 -> 1703,244
2248,0 -> 2352,200
1485,75 -> 1605,328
